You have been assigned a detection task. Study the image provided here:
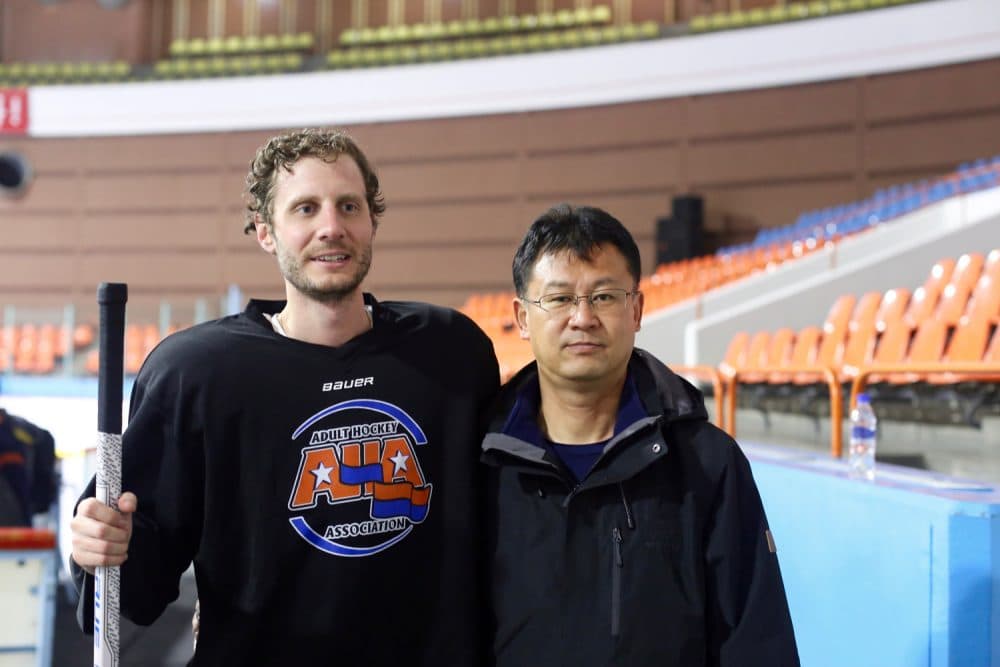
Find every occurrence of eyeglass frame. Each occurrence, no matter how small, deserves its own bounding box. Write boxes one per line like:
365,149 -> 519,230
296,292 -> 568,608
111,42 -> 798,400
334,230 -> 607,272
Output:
519,287 -> 640,315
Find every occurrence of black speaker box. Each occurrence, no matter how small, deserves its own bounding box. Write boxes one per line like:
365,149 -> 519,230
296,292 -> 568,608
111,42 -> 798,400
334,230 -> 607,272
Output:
655,195 -> 704,265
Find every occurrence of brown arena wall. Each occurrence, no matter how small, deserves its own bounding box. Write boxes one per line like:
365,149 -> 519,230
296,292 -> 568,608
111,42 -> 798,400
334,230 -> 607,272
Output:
1,57 -> 999,317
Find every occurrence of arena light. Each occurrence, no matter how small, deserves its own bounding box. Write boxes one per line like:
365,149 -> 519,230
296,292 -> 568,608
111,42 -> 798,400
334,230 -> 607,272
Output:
97,0 -> 130,7
0,151 -> 33,198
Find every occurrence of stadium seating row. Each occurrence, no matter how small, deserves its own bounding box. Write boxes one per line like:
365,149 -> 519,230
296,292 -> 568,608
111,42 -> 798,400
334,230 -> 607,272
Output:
726,156 -> 1000,255
1,0 -> 935,87
326,23 -> 660,69
690,0 -> 925,33
80,323 -> 183,376
0,61 -> 131,87
722,250 -> 1000,384
721,249 -> 1000,454
168,32 -> 314,59
152,53 -> 304,79
339,6 -> 613,48
0,324 -> 94,375
0,321 -> 187,376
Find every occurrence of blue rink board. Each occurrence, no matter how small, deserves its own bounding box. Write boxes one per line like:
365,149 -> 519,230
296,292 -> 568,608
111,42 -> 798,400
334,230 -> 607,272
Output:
743,442 -> 1000,667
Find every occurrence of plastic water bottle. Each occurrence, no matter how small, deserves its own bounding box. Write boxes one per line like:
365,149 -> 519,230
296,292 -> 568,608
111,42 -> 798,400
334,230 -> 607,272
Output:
848,392 -> 877,481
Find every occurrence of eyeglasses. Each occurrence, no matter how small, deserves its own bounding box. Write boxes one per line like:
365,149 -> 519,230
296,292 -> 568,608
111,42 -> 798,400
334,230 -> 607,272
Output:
521,288 -> 637,315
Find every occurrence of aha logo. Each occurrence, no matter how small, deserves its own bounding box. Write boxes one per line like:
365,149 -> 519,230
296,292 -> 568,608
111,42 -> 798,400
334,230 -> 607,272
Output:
287,398 -> 432,558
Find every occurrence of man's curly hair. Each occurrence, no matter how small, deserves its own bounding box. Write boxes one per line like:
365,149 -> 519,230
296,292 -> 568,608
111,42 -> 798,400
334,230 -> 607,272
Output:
243,128 -> 386,234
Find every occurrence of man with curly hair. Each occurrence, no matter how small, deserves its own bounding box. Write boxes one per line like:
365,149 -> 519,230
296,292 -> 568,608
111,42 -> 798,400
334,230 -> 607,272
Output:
69,128 -> 500,665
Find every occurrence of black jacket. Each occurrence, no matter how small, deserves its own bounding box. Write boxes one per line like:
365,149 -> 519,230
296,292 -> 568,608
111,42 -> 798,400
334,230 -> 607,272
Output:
0,409 -> 56,526
482,349 -> 799,667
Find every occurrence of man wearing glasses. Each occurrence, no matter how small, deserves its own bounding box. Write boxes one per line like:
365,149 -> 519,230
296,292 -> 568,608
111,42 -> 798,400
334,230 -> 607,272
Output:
481,204 -> 799,666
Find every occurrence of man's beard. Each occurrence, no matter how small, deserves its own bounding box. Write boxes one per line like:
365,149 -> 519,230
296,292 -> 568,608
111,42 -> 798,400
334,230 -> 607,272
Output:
276,241 -> 372,304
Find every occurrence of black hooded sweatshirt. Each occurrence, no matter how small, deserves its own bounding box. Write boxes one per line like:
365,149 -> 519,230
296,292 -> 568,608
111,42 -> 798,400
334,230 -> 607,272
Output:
482,348 -> 800,667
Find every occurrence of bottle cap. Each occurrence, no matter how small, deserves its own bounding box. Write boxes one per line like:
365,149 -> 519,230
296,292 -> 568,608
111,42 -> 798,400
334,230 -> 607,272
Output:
857,392 -> 870,404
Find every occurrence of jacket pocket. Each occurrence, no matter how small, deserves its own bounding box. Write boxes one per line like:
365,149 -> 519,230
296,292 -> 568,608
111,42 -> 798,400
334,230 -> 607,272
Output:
611,525 -> 623,638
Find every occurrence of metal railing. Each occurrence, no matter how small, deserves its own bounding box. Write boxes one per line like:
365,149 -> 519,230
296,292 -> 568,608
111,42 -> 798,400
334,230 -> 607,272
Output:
722,364 -> 844,457
671,364 -> 726,429
849,362 -> 1000,409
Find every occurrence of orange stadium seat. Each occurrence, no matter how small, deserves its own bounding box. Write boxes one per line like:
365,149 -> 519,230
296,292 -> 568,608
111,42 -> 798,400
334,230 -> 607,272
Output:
787,325 -> 821,368
944,314 -> 993,364
853,250 -> 1000,387
889,318 -> 949,384
904,258 -> 954,328
840,292 -> 882,377
983,248 -> 1000,282
924,313 -> 995,385
0,326 -> 15,372
951,252 -> 986,292
125,323 -> 146,375
494,334 -> 533,382
14,324 -> 37,373
963,274 -> 1000,323
928,261 -> 1000,384
37,324 -> 57,352
985,324 -> 1000,362
55,326 -> 70,357
34,327 -> 57,374
931,253 -> 982,326
34,347 -> 55,374
794,294 -> 854,384
761,327 -> 796,383
737,331 -> 772,383
73,323 -> 96,349
720,331 -> 750,375
874,288 -> 911,334
1,325 -> 14,348
142,324 -> 160,359
769,325 -> 821,384
85,349 -> 99,375
868,317 -> 911,385
864,288 -> 912,383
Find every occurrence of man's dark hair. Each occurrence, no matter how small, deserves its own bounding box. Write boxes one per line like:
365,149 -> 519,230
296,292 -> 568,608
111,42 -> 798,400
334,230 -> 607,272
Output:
512,203 -> 642,296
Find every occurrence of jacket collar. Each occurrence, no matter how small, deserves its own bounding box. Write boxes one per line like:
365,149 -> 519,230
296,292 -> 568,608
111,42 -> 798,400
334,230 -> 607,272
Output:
482,349 -> 708,468
498,369 -> 648,450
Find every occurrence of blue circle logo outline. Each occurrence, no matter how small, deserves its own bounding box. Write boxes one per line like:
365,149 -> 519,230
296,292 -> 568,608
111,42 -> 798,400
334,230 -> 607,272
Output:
288,398 -> 429,557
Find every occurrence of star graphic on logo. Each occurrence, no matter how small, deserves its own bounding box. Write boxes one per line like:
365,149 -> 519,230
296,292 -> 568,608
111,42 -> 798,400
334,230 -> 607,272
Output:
312,461 -> 333,487
389,452 -> 409,476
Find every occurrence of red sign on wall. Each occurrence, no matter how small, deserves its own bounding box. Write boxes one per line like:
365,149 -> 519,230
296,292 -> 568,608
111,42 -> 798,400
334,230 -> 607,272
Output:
0,89 -> 28,135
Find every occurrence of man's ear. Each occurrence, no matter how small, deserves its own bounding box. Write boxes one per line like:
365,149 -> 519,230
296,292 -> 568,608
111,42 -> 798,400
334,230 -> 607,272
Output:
255,216 -> 276,255
633,290 -> 645,332
513,297 -> 530,340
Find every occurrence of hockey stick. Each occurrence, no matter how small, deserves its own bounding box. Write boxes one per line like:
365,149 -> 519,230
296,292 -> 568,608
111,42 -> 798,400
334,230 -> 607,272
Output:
95,282 -> 127,667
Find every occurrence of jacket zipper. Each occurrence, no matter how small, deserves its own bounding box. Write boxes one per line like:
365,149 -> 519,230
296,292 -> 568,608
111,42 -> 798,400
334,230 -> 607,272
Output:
611,526 -> 623,638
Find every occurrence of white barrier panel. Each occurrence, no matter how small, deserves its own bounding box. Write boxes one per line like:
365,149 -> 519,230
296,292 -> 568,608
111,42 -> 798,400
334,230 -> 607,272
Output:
0,531 -> 57,667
